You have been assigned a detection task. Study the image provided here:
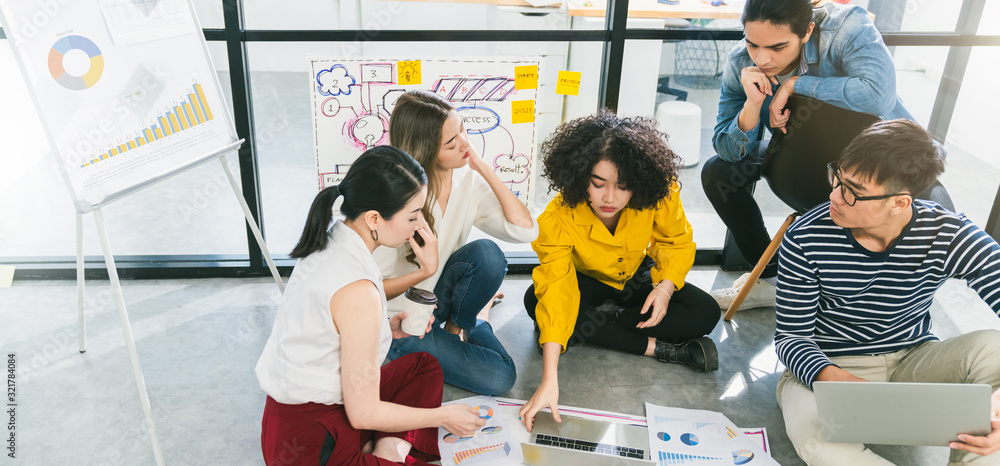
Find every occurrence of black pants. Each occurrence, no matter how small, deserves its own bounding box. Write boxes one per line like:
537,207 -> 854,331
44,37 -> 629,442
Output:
700,150 -> 955,278
523,258 -> 720,355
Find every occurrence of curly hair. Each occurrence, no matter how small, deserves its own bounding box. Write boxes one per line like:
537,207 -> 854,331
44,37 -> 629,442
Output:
540,109 -> 681,210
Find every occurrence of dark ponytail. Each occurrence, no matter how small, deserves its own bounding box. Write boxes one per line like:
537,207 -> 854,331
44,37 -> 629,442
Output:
742,0 -> 817,38
290,145 -> 427,259
289,186 -> 341,258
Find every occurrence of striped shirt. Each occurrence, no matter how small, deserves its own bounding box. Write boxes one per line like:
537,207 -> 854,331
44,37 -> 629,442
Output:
775,200 -> 1000,388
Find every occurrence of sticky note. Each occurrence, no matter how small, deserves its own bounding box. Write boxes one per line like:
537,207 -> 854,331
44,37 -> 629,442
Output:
511,100 -> 535,124
397,61 -> 421,85
556,70 -> 582,96
514,65 -> 538,90
0,265 -> 14,287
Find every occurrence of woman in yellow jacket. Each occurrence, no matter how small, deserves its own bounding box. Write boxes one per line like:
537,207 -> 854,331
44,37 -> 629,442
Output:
520,110 -> 721,431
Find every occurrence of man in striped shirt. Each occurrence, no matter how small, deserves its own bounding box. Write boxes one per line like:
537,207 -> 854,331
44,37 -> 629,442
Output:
774,119 -> 1000,465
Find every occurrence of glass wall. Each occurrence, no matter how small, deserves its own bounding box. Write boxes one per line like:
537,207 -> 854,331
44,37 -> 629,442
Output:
0,0 -> 996,274
942,0 -> 1000,227
192,0 -> 224,29
247,39 -> 594,255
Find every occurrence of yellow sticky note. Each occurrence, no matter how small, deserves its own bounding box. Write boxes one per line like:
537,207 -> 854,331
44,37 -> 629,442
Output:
397,61 -> 421,85
556,70 -> 582,96
514,65 -> 538,90
0,265 -> 13,287
511,100 -> 535,124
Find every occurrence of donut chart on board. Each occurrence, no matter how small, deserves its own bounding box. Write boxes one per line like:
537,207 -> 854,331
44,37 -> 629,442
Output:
48,35 -> 104,90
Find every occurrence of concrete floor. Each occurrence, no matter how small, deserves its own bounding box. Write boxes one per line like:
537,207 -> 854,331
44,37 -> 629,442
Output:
2,267 -> 998,464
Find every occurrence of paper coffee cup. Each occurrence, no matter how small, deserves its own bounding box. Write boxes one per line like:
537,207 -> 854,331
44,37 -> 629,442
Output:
400,287 -> 438,336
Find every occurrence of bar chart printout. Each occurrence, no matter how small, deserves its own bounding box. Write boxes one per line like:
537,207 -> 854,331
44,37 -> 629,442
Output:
453,442 -> 511,465
81,82 -> 214,167
658,451 -> 728,465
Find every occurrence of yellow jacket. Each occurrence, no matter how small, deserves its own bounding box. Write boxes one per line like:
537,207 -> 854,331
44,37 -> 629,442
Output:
531,185 -> 695,351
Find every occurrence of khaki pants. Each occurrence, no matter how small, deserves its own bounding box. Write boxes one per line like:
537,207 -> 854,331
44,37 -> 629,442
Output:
776,330 -> 1000,465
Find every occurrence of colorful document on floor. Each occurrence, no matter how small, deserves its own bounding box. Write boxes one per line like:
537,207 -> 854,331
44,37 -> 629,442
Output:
644,403 -> 778,466
740,428 -> 771,456
438,396 -> 523,466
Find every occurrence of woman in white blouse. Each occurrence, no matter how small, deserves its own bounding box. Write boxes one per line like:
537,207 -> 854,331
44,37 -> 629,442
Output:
256,146 -> 483,465
375,90 -> 538,396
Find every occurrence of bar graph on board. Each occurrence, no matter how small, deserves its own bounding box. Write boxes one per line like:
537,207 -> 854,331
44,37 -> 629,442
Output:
80,83 -> 214,167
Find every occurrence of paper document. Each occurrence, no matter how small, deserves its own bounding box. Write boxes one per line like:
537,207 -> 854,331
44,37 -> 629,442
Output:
99,0 -> 194,45
645,403 -> 779,466
439,396 -> 524,466
740,428 -> 771,455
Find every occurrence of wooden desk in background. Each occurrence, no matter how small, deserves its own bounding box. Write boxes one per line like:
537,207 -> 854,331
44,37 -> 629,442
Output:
390,0 -> 559,7
567,0 -> 742,19
389,0 -> 742,19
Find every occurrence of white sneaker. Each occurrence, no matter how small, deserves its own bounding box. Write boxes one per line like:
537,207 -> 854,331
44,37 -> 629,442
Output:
710,273 -> 777,311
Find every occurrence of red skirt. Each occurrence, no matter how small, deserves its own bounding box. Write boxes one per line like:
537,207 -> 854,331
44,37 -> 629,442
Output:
261,352 -> 443,466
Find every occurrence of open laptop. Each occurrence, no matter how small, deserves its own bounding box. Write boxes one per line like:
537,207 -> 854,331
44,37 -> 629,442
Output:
813,381 -> 993,446
521,411 -> 655,466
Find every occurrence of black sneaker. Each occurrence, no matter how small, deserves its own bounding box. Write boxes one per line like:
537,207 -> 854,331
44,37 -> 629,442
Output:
654,337 -> 719,372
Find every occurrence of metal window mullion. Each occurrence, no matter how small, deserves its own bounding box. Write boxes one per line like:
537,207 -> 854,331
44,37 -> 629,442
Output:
223,0 -> 266,274
598,0 -> 629,112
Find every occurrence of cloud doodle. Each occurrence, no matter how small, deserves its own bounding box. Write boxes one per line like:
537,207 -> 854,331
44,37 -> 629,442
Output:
317,64 -> 355,96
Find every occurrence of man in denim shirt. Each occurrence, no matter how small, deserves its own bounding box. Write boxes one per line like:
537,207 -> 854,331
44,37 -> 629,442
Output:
703,0 -> 953,312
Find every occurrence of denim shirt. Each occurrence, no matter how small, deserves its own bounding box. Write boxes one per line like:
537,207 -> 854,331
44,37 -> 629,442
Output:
713,3 -> 915,162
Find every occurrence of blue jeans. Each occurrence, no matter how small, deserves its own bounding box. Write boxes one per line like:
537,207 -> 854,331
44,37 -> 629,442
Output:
387,239 -> 516,396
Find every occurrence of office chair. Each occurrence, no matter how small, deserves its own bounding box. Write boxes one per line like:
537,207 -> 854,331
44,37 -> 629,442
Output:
987,185 -> 1000,242
723,95 -> 880,320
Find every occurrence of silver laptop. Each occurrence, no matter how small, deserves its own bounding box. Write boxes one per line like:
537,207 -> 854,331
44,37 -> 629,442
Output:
814,381 -> 992,446
521,411 -> 655,466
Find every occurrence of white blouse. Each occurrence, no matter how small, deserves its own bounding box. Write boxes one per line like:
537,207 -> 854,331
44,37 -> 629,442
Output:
255,221 -> 391,405
374,165 -> 538,312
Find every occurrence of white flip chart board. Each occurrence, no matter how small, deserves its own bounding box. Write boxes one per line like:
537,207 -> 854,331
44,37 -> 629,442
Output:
0,0 -> 240,213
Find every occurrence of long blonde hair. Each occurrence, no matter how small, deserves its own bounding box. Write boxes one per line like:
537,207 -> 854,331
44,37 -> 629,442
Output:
388,90 -> 454,237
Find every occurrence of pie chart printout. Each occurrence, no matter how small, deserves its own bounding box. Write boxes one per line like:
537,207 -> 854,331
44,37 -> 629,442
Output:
733,448 -> 755,465
680,433 -> 699,446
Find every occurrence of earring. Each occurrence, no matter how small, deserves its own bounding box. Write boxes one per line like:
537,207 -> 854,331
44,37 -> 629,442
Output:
890,210 -> 896,217
371,229 -> 379,241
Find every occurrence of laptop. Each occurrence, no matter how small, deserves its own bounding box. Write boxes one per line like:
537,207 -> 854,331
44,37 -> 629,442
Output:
813,381 -> 993,446
521,411 -> 655,466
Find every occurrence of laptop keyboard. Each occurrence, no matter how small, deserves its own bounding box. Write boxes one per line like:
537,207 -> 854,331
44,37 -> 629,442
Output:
534,433 -> 645,459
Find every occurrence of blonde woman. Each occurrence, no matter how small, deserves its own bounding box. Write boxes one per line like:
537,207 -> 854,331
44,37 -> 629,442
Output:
375,90 -> 537,396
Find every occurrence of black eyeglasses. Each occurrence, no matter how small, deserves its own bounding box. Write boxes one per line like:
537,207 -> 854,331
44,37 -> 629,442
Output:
826,162 -> 911,207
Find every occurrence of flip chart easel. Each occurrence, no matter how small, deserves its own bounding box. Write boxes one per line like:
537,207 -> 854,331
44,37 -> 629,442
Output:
0,0 -> 284,463
72,150 -> 284,466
